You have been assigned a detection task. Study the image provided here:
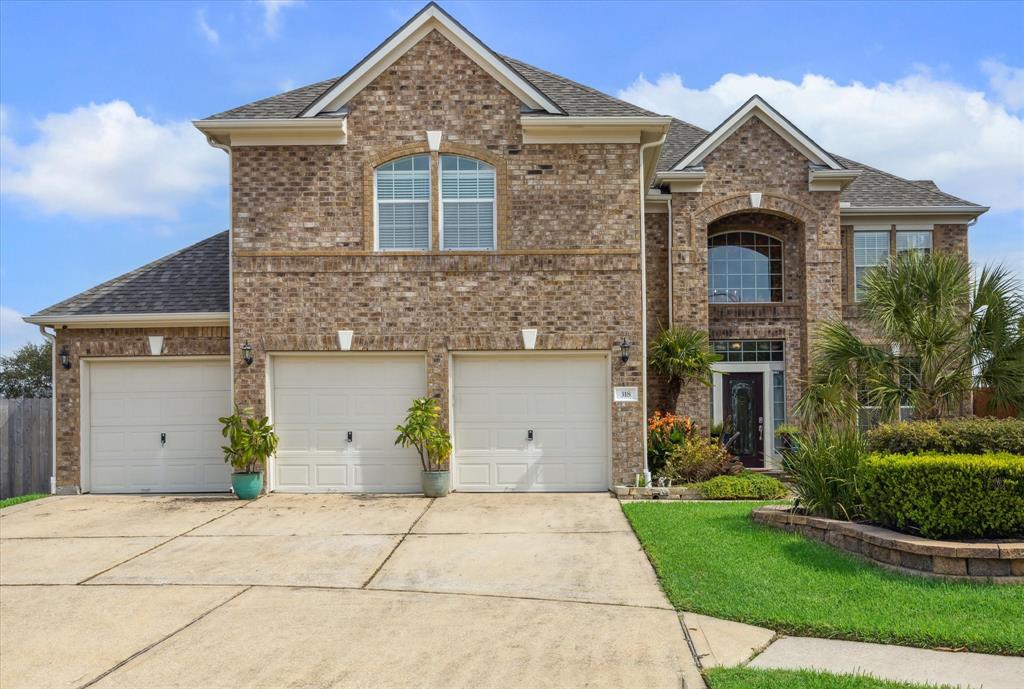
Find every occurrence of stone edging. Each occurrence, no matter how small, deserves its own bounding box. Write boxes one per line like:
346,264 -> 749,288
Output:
752,505 -> 1024,582
612,485 -> 703,500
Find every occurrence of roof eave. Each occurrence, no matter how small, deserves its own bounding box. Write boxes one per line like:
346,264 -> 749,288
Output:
193,118 -> 347,147
840,205 -> 989,219
24,312 -> 231,329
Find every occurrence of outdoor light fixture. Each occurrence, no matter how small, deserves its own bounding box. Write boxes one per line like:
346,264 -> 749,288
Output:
619,338 -> 632,364
240,341 -> 254,366
59,346 -> 71,370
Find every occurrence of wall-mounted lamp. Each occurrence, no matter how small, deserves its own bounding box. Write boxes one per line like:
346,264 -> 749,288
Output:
59,346 -> 71,370
619,338 -> 632,364
240,341 -> 254,366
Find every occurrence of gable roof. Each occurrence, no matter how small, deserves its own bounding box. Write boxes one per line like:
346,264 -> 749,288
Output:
301,3 -> 561,117
670,95 -> 843,171
26,232 -> 229,323
501,57 -> 659,117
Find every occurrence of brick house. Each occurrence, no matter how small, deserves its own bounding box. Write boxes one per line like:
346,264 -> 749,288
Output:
26,3 -> 986,494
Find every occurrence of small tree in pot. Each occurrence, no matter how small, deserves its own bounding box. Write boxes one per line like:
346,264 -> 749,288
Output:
395,397 -> 452,497
220,404 -> 279,500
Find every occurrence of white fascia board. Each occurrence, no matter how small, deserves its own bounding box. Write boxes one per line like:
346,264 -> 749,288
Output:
304,6 -> 561,117
672,96 -> 842,171
23,312 -> 231,328
521,116 -> 671,144
193,118 -> 346,147
840,206 -> 989,222
655,169 -> 706,193
808,168 -> 862,191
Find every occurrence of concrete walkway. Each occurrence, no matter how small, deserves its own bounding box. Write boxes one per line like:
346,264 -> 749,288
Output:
0,493 -> 699,689
683,611 -> 1024,688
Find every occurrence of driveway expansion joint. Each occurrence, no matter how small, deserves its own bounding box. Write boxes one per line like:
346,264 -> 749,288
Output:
74,585 -> 252,689
361,497 -> 435,588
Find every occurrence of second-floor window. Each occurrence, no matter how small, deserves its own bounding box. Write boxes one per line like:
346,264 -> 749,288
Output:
441,155 -> 496,250
708,232 -> 783,303
896,230 -> 932,254
376,155 -> 431,250
854,231 -> 889,302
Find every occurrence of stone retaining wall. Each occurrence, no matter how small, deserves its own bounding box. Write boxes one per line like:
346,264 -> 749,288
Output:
753,505 -> 1023,582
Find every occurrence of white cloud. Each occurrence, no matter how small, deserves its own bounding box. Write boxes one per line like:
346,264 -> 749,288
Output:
196,9 -> 220,45
618,68 -> 1024,214
0,100 -> 225,219
259,0 -> 302,37
0,306 -> 42,355
982,59 -> 1024,110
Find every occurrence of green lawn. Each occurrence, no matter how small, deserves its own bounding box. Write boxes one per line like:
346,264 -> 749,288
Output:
623,501 -> 1024,655
705,667 -> 956,689
0,493 -> 48,509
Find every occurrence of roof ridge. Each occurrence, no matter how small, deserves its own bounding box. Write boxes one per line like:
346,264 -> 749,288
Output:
500,55 -> 663,117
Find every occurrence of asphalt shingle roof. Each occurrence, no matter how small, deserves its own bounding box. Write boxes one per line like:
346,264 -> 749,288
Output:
32,232 -> 229,317
831,154 -> 980,208
205,78 -> 341,120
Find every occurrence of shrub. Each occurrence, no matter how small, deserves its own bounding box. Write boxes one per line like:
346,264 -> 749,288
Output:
699,472 -> 787,500
864,417 -> 1024,455
647,412 -> 694,476
394,397 -> 452,472
782,428 -> 865,520
219,404 -> 279,474
660,433 -> 742,484
860,452 -> 1024,539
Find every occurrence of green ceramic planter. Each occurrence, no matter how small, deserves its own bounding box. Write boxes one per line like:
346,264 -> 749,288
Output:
422,470 -> 450,498
231,472 -> 263,500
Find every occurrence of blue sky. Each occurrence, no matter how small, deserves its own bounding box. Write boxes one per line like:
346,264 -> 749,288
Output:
2,0 -> 1022,353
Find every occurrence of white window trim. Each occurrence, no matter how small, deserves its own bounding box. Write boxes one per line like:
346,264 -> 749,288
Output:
853,230 -> 890,302
374,156 -> 432,252
438,155 -> 497,252
707,230 -> 785,305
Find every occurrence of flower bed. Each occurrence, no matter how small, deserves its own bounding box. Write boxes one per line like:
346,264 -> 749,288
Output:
753,505 -> 1024,582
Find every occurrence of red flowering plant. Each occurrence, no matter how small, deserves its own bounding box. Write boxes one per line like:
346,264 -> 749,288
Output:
647,412 -> 699,475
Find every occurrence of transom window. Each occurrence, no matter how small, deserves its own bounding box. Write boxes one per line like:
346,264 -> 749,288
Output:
853,231 -> 890,302
711,339 -> 784,362
708,232 -> 783,303
376,155 -> 431,250
441,155 -> 496,250
896,230 -> 932,254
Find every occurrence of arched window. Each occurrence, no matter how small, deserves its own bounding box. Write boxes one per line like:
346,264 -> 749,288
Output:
376,155 -> 430,250
708,232 -> 783,303
440,155 -> 496,250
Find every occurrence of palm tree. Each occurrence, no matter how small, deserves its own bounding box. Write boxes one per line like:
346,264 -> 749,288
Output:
648,326 -> 720,412
796,251 -> 1024,425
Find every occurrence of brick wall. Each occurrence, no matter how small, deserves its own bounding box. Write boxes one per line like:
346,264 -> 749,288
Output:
231,29 -> 646,484
52,327 -> 229,490
669,116 -> 843,428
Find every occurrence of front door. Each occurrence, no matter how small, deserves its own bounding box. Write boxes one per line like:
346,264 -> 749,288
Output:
722,372 -> 764,467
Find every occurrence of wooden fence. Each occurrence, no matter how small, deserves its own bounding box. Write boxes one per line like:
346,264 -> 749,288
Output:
0,398 -> 52,499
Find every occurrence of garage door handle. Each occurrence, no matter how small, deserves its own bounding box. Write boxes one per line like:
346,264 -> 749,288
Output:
347,431 -> 353,443
527,430 -> 534,442
160,432 -> 166,447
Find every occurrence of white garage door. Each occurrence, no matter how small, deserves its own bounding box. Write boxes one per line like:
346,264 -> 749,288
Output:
88,359 -> 231,493
453,355 -> 609,492
271,355 -> 426,492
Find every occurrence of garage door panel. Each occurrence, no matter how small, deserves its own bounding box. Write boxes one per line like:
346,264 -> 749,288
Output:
453,355 -> 609,492
271,355 -> 425,493
88,360 -> 231,494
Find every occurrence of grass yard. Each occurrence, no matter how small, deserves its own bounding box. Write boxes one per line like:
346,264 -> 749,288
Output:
704,667 -> 956,689
623,501 -> 1024,655
0,493 -> 48,509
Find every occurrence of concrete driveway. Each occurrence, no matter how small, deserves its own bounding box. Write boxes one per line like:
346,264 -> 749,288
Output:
0,493 -> 698,689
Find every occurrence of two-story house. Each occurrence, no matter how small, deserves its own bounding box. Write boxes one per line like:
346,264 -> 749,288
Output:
26,3 -> 986,495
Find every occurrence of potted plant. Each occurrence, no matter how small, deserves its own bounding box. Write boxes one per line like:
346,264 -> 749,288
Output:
219,404 -> 279,500
395,397 -> 452,497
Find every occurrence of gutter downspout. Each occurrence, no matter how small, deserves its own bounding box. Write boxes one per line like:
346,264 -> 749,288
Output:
667,194 -> 673,324
639,130 -> 668,485
204,134 -> 234,403
37,325 -> 57,494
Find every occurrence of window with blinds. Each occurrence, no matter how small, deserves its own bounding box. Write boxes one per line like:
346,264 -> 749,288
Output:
854,231 -> 890,301
440,155 -> 496,250
376,155 -> 430,250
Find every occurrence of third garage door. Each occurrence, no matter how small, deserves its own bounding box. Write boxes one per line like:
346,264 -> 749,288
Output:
452,354 -> 609,492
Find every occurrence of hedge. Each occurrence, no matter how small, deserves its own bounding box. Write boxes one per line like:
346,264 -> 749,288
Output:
860,453 -> 1024,539
864,418 -> 1024,455
699,472 -> 787,500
